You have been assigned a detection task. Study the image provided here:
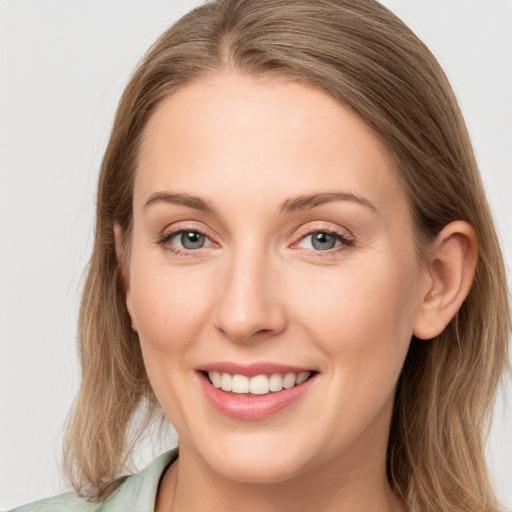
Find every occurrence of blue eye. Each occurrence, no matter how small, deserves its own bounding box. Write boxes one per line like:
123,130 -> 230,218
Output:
298,231 -> 351,251
309,232 -> 338,250
170,231 -> 207,250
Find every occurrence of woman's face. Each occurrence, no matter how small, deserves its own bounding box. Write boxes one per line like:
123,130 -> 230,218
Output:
124,73 -> 429,483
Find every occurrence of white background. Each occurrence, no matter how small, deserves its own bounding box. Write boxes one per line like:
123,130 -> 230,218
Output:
1,0 -> 511,509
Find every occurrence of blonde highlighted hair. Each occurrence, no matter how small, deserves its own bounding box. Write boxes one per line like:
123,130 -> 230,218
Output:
64,1 -> 510,510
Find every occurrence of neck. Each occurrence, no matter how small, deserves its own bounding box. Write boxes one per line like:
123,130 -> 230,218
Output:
156,443 -> 407,512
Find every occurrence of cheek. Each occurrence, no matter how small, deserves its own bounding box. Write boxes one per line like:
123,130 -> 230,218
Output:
128,254 -> 216,423
130,261 -> 213,355
295,253 -> 419,376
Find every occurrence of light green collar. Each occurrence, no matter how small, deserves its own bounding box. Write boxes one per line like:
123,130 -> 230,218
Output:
99,448 -> 178,512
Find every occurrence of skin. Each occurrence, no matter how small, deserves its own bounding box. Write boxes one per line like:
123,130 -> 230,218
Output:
117,73 -> 477,512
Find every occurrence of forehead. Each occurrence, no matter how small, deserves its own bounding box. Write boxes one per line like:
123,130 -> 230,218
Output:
135,73 -> 407,217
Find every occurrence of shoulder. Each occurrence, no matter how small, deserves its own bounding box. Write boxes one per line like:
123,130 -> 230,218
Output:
6,449 -> 178,512
7,492 -> 100,512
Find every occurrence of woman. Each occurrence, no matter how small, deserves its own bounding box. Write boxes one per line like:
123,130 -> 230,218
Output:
8,0 -> 509,511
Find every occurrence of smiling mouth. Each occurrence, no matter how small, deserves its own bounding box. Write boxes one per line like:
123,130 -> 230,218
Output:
203,370 -> 316,396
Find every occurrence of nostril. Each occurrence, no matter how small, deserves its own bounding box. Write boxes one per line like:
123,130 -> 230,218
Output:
215,324 -> 278,343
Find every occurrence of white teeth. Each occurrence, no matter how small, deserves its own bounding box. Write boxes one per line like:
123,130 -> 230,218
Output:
283,373 -> 296,389
209,371 -> 221,388
220,372 -> 232,392
232,374 -> 250,393
249,374 -> 269,395
207,371 -> 312,395
269,373 -> 283,392
296,371 -> 310,385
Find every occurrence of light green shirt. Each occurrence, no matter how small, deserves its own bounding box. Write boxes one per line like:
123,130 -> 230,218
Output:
8,450 -> 177,512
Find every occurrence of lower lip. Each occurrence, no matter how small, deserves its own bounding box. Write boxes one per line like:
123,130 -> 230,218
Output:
198,372 -> 316,420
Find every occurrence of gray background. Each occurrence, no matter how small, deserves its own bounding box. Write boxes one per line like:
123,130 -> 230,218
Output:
1,0 -> 511,509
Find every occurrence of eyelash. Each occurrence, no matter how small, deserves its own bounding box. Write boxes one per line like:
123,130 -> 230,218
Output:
157,229 -> 213,257
293,228 -> 354,256
157,226 -> 354,257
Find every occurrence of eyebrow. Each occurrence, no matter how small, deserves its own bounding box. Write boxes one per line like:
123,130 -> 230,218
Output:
143,191 -> 377,214
144,192 -> 216,213
280,192 -> 377,214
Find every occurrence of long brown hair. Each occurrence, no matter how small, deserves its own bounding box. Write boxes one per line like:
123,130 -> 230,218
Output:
64,1 -> 510,510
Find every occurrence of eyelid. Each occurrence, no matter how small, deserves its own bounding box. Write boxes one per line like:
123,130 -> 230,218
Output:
156,220 -> 354,255
293,221 -> 354,241
157,221 -> 219,250
290,222 -> 355,253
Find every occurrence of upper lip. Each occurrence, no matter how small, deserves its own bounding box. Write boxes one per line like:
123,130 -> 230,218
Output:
197,361 -> 315,377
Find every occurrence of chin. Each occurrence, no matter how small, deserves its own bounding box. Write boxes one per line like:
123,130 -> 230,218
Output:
186,428 -> 320,484
210,453 -> 309,484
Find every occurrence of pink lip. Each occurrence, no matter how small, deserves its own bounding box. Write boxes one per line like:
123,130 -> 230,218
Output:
197,361 -> 314,377
197,369 -> 317,421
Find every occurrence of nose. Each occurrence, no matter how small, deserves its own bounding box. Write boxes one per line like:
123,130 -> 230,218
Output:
213,248 -> 287,343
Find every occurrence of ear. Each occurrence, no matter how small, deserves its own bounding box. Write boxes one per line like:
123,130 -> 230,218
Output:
114,222 -> 137,332
413,221 -> 478,340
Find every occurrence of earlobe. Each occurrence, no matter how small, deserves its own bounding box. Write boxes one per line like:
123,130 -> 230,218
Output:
413,221 -> 478,340
113,222 -> 137,332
